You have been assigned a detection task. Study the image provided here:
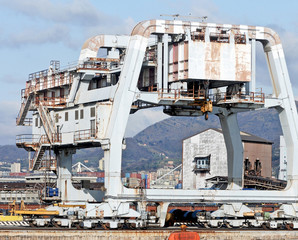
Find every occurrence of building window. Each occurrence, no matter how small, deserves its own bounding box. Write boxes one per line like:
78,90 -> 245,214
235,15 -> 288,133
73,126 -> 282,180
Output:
80,109 -> 84,119
75,110 -> 79,120
65,112 -> 68,121
193,155 -> 211,173
90,107 -> 95,117
55,113 -> 59,123
35,118 -> 38,127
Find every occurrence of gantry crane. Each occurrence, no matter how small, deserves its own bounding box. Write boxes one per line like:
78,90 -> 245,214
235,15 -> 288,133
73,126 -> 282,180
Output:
16,20 -> 298,229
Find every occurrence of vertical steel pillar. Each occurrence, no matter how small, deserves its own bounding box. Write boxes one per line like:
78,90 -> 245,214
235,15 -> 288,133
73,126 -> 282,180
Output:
157,35 -> 163,90
218,110 -> 243,189
163,34 -> 168,91
250,39 -> 256,93
103,34 -> 149,198
263,42 -> 298,185
56,149 -> 75,201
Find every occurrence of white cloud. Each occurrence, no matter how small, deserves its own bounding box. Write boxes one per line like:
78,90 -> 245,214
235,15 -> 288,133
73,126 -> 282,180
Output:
0,0 -> 106,26
0,25 -> 71,48
0,0 -> 134,48
84,17 -> 135,37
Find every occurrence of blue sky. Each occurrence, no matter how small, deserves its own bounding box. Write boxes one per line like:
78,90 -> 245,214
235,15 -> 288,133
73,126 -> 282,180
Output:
0,0 -> 298,145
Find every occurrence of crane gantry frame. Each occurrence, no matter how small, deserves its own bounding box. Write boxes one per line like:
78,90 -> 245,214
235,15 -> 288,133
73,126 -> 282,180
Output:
16,20 -> 298,228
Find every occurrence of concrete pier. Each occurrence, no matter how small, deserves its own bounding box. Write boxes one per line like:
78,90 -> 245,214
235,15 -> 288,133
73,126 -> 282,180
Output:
0,230 -> 298,240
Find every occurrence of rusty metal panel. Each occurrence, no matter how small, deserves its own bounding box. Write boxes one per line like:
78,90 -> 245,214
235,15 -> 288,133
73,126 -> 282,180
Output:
168,39 -> 251,83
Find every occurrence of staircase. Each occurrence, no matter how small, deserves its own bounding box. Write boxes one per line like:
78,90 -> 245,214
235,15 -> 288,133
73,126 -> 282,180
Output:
30,144 -> 47,171
16,92 -> 33,126
29,101 -> 58,171
37,102 -> 57,143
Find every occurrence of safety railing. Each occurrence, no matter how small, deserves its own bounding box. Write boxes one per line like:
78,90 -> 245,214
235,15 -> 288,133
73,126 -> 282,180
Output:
34,96 -> 67,107
77,61 -> 119,71
28,69 -> 48,81
74,129 -> 96,142
148,87 -> 264,104
31,73 -> 73,92
52,133 -> 62,143
157,88 -> 206,101
211,91 -> 265,104
16,134 -> 41,145
16,134 -> 54,146
21,118 -> 32,126
24,57 -> 121,95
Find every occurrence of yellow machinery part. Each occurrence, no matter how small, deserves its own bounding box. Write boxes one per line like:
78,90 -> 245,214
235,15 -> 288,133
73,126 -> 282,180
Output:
0,215 -> 23,222
14,209 -> 59,216
200,100 -> 213,113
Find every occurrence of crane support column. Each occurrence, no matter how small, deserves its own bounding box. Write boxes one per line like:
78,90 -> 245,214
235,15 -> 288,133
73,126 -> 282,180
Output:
103,34 -> 149,198
56,149 -> 103,202
262,38 -> 298,186
218,110 -> 243,189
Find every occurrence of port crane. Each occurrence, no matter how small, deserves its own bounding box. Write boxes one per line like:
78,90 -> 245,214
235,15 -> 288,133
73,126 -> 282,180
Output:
15,20 -> 298,229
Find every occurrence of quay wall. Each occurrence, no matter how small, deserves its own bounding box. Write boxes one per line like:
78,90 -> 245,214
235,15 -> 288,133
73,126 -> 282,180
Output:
0,230 -> 298,240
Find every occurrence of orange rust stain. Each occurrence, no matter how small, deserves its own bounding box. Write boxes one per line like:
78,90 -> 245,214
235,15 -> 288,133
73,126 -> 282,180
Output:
263,27 -> 281,45
81,35 -> 104,51
131,20 -> 156,38
205,42 -> 221,80
235,45 -> 251,82
165,20 -> 174,34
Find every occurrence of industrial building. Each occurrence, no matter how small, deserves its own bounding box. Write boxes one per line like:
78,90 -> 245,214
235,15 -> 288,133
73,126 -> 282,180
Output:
182,128 -> 273,189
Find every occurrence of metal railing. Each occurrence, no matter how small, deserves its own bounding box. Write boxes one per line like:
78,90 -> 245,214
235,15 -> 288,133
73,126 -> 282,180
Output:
211,91 -> 265,104
16,133 -> 61,146
34,97 -> 67,107
16,134 -> 40,145
23,58 -> 121,99
156,88 -> 206,100
74,129 -> 96,142
149,87 -> 265,104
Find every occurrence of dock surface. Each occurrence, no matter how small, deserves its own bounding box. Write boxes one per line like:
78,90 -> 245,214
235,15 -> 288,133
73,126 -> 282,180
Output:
0,229 -> 298,240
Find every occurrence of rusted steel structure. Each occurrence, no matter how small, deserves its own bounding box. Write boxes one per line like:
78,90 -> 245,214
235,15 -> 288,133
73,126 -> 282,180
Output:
15,20 -> 298,229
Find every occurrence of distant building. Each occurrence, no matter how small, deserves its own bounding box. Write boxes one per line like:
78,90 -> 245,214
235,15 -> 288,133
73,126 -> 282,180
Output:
150,161 -> 181,189
11,163 -> 21,173
279,136 -> 287,181
182,128 -> 273,189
